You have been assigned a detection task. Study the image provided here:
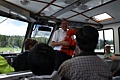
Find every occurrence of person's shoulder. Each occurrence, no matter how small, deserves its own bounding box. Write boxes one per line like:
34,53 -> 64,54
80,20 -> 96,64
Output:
55,29 -> 61,32
60,58 -> 76,67
53,29 -> 59,34
0,55 -> 7,62
60,59 -> 71,68
111,52 -> 115,54
0,55 -> 4,59
58,58 -> 79,73
110,52 -> 115,55
61,57 -> 84,67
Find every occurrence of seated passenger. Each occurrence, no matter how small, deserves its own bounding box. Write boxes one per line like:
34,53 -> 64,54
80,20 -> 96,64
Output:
12,38 -> 38,71
0,55 -> 14,74
58,26 -> 112,80
26,43 -> 55,79
104,44 -> 117,60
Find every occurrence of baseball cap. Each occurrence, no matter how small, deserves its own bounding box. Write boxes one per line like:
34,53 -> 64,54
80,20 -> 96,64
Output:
104,44 -> 111,47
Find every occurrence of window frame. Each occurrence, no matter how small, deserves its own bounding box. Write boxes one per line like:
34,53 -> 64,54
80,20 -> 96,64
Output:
31,23 -> 55,44
0,15 -> 29,54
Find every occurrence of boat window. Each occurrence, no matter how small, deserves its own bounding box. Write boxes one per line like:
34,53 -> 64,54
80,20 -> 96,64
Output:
95,29 -> 114,53
31,24 -> 53,43
0,16 -> 28,54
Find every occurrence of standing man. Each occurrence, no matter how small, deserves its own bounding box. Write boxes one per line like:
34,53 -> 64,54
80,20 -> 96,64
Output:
51,19 -> 71,70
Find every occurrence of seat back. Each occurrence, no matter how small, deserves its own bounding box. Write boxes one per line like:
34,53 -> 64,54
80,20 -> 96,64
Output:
26,71 -> 61,80
0,71 -> 33,80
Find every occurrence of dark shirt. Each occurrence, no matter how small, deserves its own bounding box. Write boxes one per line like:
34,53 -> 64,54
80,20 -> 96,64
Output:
12,51 -> 30,72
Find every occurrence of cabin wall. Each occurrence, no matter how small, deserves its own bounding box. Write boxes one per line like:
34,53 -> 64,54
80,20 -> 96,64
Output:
103,23 -> 120,54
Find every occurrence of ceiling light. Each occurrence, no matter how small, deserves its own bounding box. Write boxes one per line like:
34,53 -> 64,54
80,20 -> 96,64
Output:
92,13 -> 113,22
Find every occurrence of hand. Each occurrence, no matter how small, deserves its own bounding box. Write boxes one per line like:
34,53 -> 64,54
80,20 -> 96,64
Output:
104,57 -> 111,60
61,41 -> 69,46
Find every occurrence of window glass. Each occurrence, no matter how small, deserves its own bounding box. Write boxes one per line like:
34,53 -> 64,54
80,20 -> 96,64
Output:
104,29 -> 114,53
95,29 -> 114,53
31,24 -> 53,43
0,16 -> 28,54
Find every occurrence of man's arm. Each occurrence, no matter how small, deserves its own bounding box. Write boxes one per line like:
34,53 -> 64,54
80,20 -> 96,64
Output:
51,41 -> 69,47
51,30 -> 69,47
109,54 -> 118,60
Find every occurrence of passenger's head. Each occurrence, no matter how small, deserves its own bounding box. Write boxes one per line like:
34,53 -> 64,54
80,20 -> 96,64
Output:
76,26 -> 99,51
28,43 -> 55,75
104,44 -> 111,53
24,38 -> 38,50
61,19 -> 68,31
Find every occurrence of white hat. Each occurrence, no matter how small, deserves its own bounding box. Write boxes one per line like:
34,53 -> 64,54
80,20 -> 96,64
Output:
105,44 -> 111,47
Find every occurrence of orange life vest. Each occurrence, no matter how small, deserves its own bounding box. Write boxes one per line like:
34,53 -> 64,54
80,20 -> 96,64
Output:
60,29 -> 77,56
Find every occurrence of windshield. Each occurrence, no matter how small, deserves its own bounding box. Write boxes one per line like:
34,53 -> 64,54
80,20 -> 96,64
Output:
31,24 -> 53,43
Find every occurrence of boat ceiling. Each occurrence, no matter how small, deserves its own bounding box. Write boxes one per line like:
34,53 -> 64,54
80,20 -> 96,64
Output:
0,0 -> 119,26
